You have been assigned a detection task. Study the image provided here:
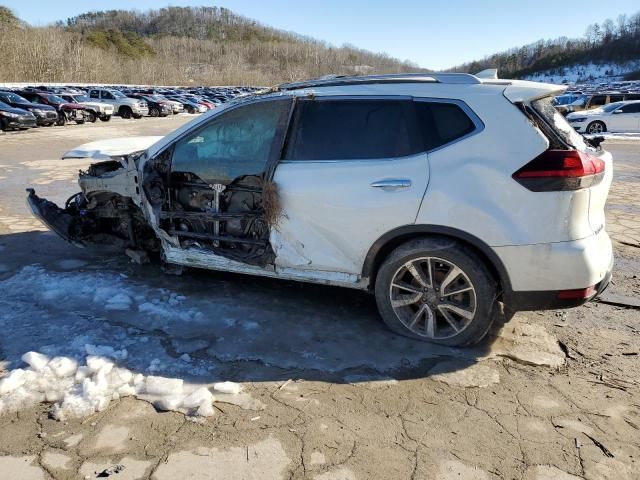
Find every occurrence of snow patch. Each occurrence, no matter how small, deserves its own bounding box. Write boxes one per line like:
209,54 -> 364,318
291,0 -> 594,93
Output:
0,351 -> 225,419
523,59 -> 640,84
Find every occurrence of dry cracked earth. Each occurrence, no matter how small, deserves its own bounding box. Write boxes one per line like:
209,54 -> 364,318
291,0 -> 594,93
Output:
0,117 -> 639,480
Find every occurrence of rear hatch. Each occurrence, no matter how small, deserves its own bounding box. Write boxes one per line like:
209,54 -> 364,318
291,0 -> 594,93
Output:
526,96 -> 613,236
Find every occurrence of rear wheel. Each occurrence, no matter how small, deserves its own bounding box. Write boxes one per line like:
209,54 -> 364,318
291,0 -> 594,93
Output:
86,111 -> 97,123
0,118 -> 7,131
149,107 -> 160,117
586,121 -> 606,134
56,114 -> 66,126
100,115 -> 111,122
374,237 -> 497,346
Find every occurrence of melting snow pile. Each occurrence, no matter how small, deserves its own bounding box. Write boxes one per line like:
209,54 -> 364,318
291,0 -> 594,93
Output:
0,347 -> 241,420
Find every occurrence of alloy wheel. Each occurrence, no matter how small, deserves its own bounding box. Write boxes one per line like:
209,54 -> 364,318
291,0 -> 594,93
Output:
389,257 -> 477,340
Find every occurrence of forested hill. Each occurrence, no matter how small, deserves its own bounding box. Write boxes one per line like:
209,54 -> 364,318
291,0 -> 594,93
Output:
0,6 -> 422,85
450,10 -> 640,82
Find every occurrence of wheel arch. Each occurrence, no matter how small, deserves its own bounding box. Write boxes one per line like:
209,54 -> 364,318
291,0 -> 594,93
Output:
362,225 -> 511,295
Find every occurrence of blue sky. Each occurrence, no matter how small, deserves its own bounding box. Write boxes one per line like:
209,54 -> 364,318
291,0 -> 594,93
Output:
4,1 -> 639,69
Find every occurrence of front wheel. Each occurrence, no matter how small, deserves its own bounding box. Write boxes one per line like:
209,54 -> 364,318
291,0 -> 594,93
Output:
149,107 -> 160,117
374,237 -> 497,346
56,114 -> 66,126
99,115 -> 111,122
120,107 -> 132,119
86,111 -> 97,123
586,121 -> 606,134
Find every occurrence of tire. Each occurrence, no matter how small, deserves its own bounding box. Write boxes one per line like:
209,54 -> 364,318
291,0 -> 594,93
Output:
0,118 -> 7,131
100,115 -> 111,122
75,119 -> 85,125
56,114 -> 66,126
133,114 -> 142,119
46,123 -> 54,127
374,237 -> 497,347
586,121 -> 606,134
86,111 -> 97,123
120,107 -> 132,119
149,107 -> 160,117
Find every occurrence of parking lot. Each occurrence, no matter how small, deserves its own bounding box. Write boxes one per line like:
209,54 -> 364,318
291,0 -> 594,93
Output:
0,117 -> 639,479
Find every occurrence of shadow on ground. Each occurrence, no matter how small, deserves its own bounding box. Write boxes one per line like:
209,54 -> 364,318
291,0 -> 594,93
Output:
0,231 -> 510,385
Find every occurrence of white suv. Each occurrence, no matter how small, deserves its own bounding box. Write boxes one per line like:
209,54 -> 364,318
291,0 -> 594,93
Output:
27,73 -> 613,346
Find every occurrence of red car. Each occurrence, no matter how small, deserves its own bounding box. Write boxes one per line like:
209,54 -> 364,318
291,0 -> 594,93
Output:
17,91 -> 87,126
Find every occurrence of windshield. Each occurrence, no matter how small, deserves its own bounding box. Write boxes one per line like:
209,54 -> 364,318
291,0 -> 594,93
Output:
0,92 -> 25,103
47,95 -> 67,103
73,95 -> 89,102
532,96 -> 589,152
601,102 -> 624,112
0,100 -> 10,109
110,90 -> 126,98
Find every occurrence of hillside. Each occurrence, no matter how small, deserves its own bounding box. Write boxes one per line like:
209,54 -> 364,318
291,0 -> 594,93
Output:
0,6 -> 422,85
451,10 -> 640,83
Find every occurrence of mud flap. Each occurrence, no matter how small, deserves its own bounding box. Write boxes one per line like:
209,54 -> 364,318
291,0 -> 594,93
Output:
26,188 -> 84,247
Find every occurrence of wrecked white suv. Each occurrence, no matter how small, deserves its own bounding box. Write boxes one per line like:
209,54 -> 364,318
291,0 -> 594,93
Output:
27,73 -> 614,347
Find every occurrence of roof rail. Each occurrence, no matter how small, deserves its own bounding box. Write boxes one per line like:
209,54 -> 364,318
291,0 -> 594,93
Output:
278,72 -> 481,90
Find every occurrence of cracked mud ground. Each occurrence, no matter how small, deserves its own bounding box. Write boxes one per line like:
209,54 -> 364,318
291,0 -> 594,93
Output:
1,120 -> 639,479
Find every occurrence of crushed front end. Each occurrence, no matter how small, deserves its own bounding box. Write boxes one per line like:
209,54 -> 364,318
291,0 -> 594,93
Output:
27,155 -> 160,255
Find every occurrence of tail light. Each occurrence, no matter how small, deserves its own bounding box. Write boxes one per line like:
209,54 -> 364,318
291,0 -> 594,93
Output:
513,150 -> 605,192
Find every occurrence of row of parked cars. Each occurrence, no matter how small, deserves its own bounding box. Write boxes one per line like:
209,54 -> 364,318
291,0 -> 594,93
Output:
0,84 -> 260,131
552,80 -> 640,134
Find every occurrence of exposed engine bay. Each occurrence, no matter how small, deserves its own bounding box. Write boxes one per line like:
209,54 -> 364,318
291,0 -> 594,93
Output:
27,152 -> 278,267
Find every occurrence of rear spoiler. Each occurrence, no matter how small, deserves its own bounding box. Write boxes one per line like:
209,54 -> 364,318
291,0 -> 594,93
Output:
502,80 -> 566,103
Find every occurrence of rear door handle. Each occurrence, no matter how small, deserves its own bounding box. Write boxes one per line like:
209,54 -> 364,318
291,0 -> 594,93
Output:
370,179 -> 412,190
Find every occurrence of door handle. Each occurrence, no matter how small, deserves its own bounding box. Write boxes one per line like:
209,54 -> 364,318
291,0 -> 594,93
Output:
370,179 -> 412,190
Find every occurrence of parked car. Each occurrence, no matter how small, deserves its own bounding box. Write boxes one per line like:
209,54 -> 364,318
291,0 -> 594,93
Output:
26,73 -> 613,347
126,94 -> 172,117
86,88 -> 148,119
60,93 -> 114,123
0,91 -> 58,126
164,95 -> 207,114
0,100 -> 37,131
16,91 -> 86,126
567,100 -> 640,134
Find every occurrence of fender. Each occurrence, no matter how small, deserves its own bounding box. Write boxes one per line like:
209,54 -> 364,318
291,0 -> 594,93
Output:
361,224 -> 512,294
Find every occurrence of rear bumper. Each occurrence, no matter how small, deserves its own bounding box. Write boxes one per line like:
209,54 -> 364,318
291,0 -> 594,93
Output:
508,256 -> 613,310
496,229 -> 614,310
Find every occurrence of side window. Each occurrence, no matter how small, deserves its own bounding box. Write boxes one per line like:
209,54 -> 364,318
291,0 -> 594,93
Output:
609,95 -> 624,103
619,103 -> 640,113
89,90 -> 99,99
103,91 -> 115,100
284,100 -> 416,160
171,99 -> 291,184
590,96 -> 606,107
414,101 -> 476,150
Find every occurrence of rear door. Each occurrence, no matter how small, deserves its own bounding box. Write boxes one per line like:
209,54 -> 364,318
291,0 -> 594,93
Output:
272,97 -> 430,275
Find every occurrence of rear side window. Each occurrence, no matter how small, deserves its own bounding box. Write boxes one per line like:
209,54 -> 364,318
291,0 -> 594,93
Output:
89,90 -> 99,99
284,100 -> 415,160
531,97 -> 588,152
284,99 -> 477,160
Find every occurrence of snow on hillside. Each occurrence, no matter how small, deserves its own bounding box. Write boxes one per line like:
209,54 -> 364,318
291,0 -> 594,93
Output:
523,59 -> 640,84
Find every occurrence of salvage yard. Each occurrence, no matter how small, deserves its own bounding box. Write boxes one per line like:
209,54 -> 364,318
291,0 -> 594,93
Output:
0,118 -> 639,479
